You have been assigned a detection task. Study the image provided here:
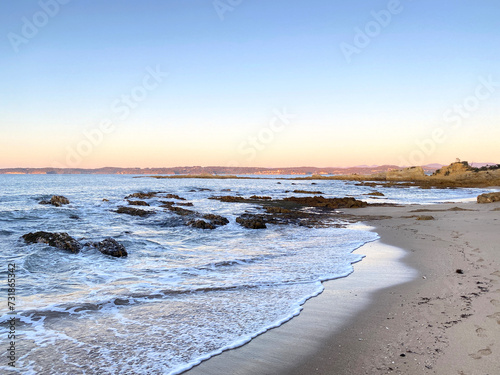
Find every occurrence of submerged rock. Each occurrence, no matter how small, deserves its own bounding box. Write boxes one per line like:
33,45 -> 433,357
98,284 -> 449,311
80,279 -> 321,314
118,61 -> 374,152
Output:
236,215 -> 267,229
175,202 -> 194,207
125,192 -> 161,200
477,192 -> 500,204
22,231 -> 81,253
265,206 -> 292,214
167,206 -> 195,216
202,214 -> 229,226
165,194 -> 186,200
39,195 -> 70,207
292,190 -> 324,194
187,220 -> 216,230
282,196 -> 367,209
366,191 -> 385,197
127,200 -> 150,206
115,206 -> 155,217
85,238 -> 127,257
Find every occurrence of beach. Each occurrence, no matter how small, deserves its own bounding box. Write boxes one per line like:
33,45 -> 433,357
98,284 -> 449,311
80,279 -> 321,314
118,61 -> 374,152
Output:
185,199 -> 500,375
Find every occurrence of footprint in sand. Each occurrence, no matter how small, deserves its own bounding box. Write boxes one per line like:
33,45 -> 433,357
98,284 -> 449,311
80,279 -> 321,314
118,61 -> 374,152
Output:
472,248 -> 481,253
475,326 -> 487,338
487,312 -> 500,324
491,299 -> 500,307
491,271 -> 500,278
469,347 -> 492,359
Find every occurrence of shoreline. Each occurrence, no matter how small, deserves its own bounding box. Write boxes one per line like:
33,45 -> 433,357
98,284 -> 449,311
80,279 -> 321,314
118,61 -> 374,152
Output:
184,201 -> 500,374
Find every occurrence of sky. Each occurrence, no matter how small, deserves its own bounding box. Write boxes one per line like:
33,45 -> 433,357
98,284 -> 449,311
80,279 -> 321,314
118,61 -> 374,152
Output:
0,0 -> 499,168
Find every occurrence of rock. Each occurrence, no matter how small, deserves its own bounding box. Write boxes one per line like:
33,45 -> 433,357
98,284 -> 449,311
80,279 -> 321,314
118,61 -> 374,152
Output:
165,194 -> 186,200
39,195 -> 70,207
282,196 -> 367,209
416,215 -> 434,220
125,192 -> 161,199
127,200 -> 150,206
187,220 -> 216,230
85,238 -> 127,257
115,206 -> 155,217
292,190 -> 324,194
22,231 -> 81,253
236,215 -> 267,229
477,192 -> 500,204
265,206 -> 292,214
167,206 -> 195,216
221,189 -> 231,192
366,191 -> 385,196
249,195 -> 272,200
175,202 -> 194,207
432,161 -> 473,177
202,214 -> 229,226
159,200 -> 175,208
209,196 -> 247,203
102,199 -> 109,202
386,166 -> 425,180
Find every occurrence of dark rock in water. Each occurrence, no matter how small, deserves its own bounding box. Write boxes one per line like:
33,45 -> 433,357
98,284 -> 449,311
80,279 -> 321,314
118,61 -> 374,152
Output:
187,220 -> 216,230
22,231 -> 81,253
102,199 -> 109,202
265,206 -> 292,214
175,202 -> 194,207
236,215 -> 267,229
167,206 -> 195,216
282,196 -> 367,209
249,195 -> 272,200
366,191 -> 385,197
159,200 -> 175,208
209,195 -> 246,202
165,194 -> 186,200
203,214 -> 229,226
125,192 -> 161,200
127,200 -> 150,206
221,189 -> 231,192
477,192 -> 500,203
85,238 -> 127,257
115,206 -> 155,217
69,214 -> 80,220
39,195 -> 70,207
292,190 -> 324,194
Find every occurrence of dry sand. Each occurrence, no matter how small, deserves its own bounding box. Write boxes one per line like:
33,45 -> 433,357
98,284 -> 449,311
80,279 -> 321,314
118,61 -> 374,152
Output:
184,200 -> 500,375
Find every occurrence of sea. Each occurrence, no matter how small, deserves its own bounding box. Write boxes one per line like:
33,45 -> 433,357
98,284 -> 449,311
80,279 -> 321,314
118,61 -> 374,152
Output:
0,174 -> 493,374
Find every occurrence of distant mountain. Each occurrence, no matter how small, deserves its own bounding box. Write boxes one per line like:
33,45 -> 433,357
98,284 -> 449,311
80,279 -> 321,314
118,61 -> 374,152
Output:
0,163 -> 491,175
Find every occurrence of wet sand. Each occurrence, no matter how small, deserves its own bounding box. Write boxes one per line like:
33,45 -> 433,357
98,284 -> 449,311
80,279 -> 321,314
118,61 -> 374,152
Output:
184,200 -> 500,375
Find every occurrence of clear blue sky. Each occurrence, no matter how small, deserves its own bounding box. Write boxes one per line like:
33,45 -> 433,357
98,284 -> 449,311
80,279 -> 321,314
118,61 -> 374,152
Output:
1,0 -> 499,168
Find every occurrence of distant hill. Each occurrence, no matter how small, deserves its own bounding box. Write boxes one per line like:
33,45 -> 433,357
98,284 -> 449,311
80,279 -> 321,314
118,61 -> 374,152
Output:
0,164 -> 446,175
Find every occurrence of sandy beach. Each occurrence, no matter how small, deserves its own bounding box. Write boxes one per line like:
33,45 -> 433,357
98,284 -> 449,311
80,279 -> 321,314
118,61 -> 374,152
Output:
185,199 -> 500,375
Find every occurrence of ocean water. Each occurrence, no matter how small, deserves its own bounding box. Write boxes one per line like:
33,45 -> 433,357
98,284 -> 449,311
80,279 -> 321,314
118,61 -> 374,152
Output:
0,175 -> 492,374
